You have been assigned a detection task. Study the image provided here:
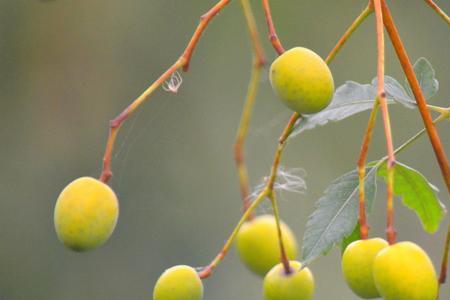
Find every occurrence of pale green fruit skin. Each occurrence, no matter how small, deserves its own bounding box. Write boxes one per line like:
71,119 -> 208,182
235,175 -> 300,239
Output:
263,261 -> 314,300
236,215 -> 298,276
342,238 -> 388,298
373,242 -> 438,300
270,47 -> 334,114
54,177 -> 119,251
153,265 -> 203,300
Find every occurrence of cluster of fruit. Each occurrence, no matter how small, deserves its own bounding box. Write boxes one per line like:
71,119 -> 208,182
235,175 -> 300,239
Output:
342,238 -> 437,300
53,47 -> 438,300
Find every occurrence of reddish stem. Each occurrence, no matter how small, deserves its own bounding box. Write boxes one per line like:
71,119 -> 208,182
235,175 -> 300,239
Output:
424,0 -> 450,26
440,222 -> 450,286
374,0 -> 397,245
261,0 -> 285,55
381,1 -> 450,195
357,100 -> 380,240
99,0 -> 231,183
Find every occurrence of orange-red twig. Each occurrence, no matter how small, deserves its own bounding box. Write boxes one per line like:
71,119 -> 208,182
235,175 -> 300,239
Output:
374,0 -> 397,245
424,0 -> 450,26
381,1 -> 450,195
357,100 -> 380,240
99,0 -> 231,183
261,0 -> 285,55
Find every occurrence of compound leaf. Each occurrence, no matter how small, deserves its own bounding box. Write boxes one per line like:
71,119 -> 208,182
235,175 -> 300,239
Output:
302,166 -> 377,265
377,161 -> 445,233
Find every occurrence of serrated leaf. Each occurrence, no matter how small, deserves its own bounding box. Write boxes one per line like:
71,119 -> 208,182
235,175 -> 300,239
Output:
372,76 -> 416,109
377,161 -> 446,233
301,167 -> 377,265
404,57 -> 439,100
291,81 -> 379,137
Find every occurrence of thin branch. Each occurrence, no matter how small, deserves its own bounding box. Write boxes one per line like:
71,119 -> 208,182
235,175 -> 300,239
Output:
374,0 -> 397,245
381,1 -> 450,195
269,192 -> 292,274
198,1 -> 376,279
424,0 -> 450,26
234,60 -> 262,218
357,100 -> 380,240
326,2 -> 374,63
198,188 -> 269,279
233,0 -> 266,218
261,0 -> 285,55
240,0 -> 266,66
99,0 -> 232,183
440,222 -> 450,285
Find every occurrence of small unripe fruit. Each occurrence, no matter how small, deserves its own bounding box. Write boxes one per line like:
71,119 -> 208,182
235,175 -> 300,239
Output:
341,238 -> 388,298
373,241 -> 438,300
153,265 -> 203,300
54,177 -> 119,251
263,261 -> 314,300
236,215 -> 298,276
270,47 -> 334,114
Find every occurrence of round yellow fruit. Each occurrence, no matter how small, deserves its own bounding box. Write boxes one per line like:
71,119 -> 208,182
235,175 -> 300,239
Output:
263,261 -> 314,300
373,241 -> 438,300
153,265 -> 203,300
341,238 -> 388,298
54,177 -> 119,251
270,47 -> 334,114
236,215 -> 298,276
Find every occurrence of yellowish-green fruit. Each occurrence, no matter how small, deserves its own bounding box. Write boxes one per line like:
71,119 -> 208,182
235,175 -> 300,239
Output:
236,215 -> 298,276
341,238 -> 388,298
153,265 -> 203,300
263,261 -> 314,300
54,177 -> 119,251
373,241 -> 438,300
270,47 -> 334,114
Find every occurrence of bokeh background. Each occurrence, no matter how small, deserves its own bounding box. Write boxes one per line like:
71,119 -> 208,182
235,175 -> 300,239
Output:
0,0 -> 449,299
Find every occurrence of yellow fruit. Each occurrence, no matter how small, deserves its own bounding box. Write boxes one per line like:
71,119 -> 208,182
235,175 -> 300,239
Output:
153,265 -> 203,300
270,47 -> 334,114
263,261 -> 314,300
341,238 -> 388,298
373,241 -> 438,300
54,177 -> 119,251
236,215 -> 298,276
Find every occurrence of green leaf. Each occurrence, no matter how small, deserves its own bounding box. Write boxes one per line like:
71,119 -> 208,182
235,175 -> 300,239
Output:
372,76 -> 415,109
301,167 -> 377,265
341,223 -> 361,254
404,57 -> 439,100
291,81 -> 385,137
377,162 -> 446,233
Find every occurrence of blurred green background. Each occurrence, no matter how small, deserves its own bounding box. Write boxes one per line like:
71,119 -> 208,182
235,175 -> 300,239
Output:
0,0 -> 449,299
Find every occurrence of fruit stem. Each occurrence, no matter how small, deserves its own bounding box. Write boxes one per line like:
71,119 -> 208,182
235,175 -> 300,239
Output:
198,188 -> 269,279
382,1 -> 450,195
374,0 -> 397,245
269,191 -> 292,274
439,222 -> 450,286
357,100 -> 380,240
424,0 -> 450,26
261,0 -> 285,55
98,0 -> 232,183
